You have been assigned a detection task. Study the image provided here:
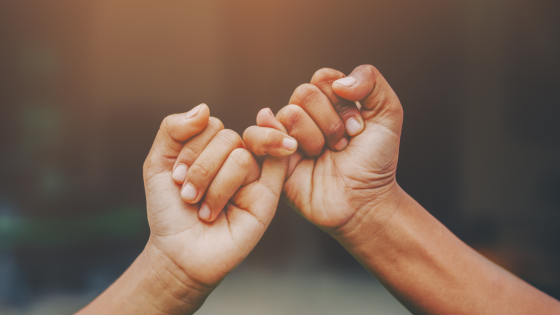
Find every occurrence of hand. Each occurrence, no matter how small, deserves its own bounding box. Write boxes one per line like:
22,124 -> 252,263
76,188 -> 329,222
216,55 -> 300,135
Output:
243,65 -> 404,237
78,104 -> 291,315
142,104 -> 290,310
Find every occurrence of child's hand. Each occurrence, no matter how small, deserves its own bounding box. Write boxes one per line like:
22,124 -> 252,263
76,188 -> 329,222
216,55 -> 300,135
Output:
142,104 -> 289,311
243,65 -> 404,239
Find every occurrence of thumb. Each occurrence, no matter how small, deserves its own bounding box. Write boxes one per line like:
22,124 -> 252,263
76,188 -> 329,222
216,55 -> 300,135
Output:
332,65 -> 403,136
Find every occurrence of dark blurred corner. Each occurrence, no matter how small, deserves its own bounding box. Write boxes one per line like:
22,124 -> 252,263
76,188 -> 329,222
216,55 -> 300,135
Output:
0,0 -> 559,312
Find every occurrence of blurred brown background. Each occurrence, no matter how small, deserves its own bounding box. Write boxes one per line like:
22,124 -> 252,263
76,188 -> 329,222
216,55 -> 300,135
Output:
0,0 -> 559,314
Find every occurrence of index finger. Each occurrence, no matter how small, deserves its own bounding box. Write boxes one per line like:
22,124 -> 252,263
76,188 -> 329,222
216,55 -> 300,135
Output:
144,104 -> 210,177
311,68 -> 365,137
289,84 -> 347,151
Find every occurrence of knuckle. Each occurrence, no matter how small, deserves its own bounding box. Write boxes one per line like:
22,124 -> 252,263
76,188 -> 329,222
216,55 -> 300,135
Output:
306,139 -> 324,157
159,114 -> 174,134
208,117 -> 224,131
324,119 -> 345,138
242,127 -> 264,155
333,102 -> 356,117
241,127 -> 251,142
217,129 -> 243,147
277,104 -> 304,133
189,160 -> 211,179
312,68 -> 344,84
178,144 -> 199,164
206,184 -> 225,201
292,83 -> 321,106
263,129 -> 274,148
229,148 -> 252,169
242,126 -> 256,144
359,64 -> 377,78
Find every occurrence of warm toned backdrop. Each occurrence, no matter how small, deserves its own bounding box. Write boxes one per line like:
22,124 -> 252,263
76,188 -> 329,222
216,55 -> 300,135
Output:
0,0 -> 559,313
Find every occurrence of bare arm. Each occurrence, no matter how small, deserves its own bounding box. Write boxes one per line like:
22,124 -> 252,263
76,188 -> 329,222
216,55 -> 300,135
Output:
336,185 -> 560,315
244,65 -> 560,314
78,104 -> 291,314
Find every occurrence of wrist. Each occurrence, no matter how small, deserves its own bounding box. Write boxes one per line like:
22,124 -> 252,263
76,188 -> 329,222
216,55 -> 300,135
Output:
330,183 -> 409,251
141,238 -> 216,314
78,239 -> 215,315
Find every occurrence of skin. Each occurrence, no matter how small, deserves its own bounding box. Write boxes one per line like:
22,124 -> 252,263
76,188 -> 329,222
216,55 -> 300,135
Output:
243,65 -> 560,314
76,64 -> 560,314
77,104 -> 294,315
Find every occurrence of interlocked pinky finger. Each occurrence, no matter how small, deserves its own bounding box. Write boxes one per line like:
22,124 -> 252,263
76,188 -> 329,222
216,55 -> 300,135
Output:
199,148 -> 260,222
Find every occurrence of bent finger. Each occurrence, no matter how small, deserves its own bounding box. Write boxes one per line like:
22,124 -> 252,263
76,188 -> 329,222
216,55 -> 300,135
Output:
311,68 -> 365,137
275,104 -> 325,157
289,84 -> 347,151
200,148 -> 260,222
181,129 -> 244,204
243,126 -> 297,157
171,117 -> 224,184
144,104 -> 210,176
332,65 -> 403,134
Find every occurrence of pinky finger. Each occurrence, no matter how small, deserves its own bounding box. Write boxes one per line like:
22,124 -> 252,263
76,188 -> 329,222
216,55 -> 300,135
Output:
199,148 -> 260,222
243,126 -> 298,157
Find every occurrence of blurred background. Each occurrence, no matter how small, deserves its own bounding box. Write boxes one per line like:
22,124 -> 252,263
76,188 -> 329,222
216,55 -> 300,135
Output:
0,0 -> 559,314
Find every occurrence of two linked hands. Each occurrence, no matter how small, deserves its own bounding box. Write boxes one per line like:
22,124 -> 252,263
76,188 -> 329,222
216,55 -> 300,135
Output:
141,65 -> 403,314
78,65 -> 560,315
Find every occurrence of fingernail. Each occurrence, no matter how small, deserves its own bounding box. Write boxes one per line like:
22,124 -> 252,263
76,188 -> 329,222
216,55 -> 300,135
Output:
334,77 -> 357,88
199,203 -> 211,221
282,137 -> 298,151
267,108 -> 274,117
172,164 -> 188,183
185,104 -> 203,119
334,137 -> 349,151
345,117 -> 363,136
181,182 -> 197,201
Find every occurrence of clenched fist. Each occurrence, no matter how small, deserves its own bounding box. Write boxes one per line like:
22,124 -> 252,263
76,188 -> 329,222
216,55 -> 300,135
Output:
244,65 -> 404,239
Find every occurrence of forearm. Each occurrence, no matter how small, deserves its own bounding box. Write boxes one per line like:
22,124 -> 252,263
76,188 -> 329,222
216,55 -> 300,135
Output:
76,239 -> 214,315
335,185 -> 560,315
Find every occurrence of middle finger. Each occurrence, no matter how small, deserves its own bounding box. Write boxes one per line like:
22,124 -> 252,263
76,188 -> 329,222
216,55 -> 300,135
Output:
181,129 -> 244,204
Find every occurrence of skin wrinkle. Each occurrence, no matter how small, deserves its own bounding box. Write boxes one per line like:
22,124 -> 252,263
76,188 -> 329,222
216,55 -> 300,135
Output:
224,204 -> 235,241
242,197 -> 269,230
177,144 -> 200,165
321,163 -> 360,233
343,151 -> 397,187
151,242 -> 214,293
81,103 -> 296,314
176,118 -> 224,167
143,156 -> 176,181
334,182 -> 402,247
151,260 -> 195,306
144,246 -> 205,310
290,83 -> 344,145
347,136 -> 398,177
305,153 -> 319,223
206,184 -> 227,204
312,71 -> 361,122
150,203 -> 200,238
190,160 -> 212,179
215,129 -> 244,148
285,160 -> 312,212
228,149 -> 251,173
293,84 -> 322,107
225,208 -> 249,254
323,118 -> 345,138
88,64 -> 560,314
256,163 -> 283,199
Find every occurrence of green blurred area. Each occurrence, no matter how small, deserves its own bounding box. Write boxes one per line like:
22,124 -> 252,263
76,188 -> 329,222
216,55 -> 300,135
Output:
0,207 -> 149,249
